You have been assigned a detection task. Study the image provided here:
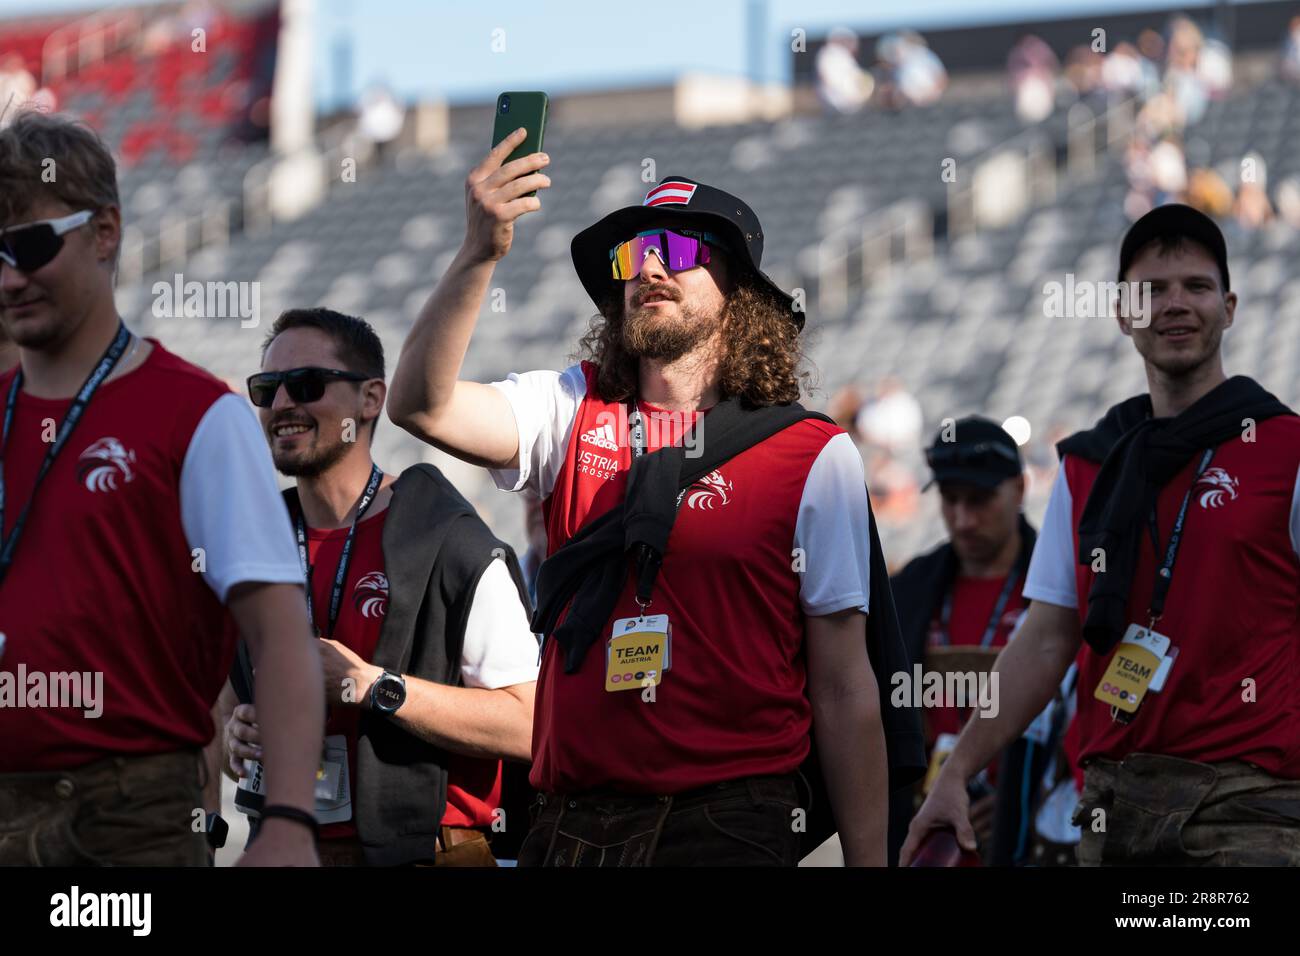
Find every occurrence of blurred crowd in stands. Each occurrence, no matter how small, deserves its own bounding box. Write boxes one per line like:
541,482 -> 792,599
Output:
817,13 -> 1300,570
0,52 -> 55,121
815,27 -> 948,114
816,14 -> 1300,235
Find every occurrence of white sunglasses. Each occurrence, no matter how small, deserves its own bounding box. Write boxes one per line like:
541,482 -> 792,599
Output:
0,209 -> 95,272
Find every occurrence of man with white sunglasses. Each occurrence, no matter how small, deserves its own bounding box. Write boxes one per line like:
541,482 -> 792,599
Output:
0,110 -> 324,866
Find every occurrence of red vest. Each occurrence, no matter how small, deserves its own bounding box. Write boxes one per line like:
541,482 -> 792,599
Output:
1063,416 -> 1300,776
530,362 -> 845,794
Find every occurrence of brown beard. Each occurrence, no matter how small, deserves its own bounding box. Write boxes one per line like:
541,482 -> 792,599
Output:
621,297 -> 722,362
270,420 -> 352,478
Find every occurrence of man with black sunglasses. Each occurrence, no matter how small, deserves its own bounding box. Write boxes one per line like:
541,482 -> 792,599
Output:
0,111 -> 324,866
389,132 -> 924,866
223,308 -> 539,866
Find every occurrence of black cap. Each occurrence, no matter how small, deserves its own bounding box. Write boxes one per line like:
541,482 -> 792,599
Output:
924,416 -> 1023,490
1117,203 -> 1230,291
570,174 -> 802,328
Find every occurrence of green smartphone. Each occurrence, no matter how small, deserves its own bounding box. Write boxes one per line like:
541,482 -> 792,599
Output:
491,91 -> 548,195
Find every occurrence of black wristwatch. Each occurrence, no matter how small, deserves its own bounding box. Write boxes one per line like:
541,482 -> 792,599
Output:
369,670 -> 407,714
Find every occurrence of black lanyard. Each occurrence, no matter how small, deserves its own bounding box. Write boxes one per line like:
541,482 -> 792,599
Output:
937,568 -> 1020,649
627,401 -> 699,613
295,463 -> 383,639
628,402 -> 657,612
1145,448 -> 1214,626
1110,447 -> 1214,725
0,322 -> 131,588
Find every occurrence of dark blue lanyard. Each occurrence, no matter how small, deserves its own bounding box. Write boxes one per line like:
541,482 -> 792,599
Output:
0,322 -> 131,587
1145,448 -> 1214,624
295,463 -> 383,639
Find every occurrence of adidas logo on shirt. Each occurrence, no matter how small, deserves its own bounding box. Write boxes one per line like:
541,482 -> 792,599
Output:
580,422 -> 620,452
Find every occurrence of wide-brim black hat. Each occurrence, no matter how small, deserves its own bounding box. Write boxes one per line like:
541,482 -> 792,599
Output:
570,175 -> 802,329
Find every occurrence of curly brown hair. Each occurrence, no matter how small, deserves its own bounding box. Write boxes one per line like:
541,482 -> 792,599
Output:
575,278 -> 811,408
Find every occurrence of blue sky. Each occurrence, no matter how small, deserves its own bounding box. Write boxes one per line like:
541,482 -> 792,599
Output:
3,0 -> 1278,106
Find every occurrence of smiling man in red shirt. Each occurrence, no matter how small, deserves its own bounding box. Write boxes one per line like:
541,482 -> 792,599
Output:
903,204 -> 1300,867
223,308 -> 539,866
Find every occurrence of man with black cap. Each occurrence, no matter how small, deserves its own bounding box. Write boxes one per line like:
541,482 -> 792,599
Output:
389,128 -> 924,865
888,417 -> 1039,864
902,204 -> 1300,866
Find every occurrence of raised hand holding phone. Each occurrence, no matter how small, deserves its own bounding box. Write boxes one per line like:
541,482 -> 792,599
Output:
461,92 -> 551,263
462,127 -> 550,263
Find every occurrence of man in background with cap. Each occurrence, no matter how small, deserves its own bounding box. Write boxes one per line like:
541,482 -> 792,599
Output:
903,204 -> 1300,866
389,129 -> 923,865
888,417 -> 1038,864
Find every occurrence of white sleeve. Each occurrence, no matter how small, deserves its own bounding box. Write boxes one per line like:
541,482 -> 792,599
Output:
1023,464 -> 1079,609
459,558 -> 541,689
180,393 -> 304,604
1289,463 -> 1300,560
793,432 -> 871,616
486,364 -> 586,498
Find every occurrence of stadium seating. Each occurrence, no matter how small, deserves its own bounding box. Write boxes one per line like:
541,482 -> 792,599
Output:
9,9 -> 1294,562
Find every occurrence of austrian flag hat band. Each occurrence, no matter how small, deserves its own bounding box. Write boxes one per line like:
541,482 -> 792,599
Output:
643,180 -> 700,207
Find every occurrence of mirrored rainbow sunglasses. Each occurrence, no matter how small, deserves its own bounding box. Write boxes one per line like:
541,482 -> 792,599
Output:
609,228 -> 720,280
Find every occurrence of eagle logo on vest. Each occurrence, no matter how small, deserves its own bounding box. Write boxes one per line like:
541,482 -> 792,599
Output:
353,571 -> 389,618
1194,467 -> 1239,509
77,437 -> 137,493
685,469 -> 732,510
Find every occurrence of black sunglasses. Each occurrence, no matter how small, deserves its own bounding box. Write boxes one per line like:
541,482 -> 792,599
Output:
0,209 -> 94,273
246,367 -> 369,408
926,441 -> 1020,469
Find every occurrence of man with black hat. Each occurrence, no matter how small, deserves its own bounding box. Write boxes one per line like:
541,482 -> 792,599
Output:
888,417 -> 1039,864
389,128 -> 924,865
902,204 -> 1300,866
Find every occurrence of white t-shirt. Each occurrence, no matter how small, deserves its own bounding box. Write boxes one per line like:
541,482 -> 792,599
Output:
460,557 -> 540,689
1022,466 -> 1081,610
179,392 -> 305,602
